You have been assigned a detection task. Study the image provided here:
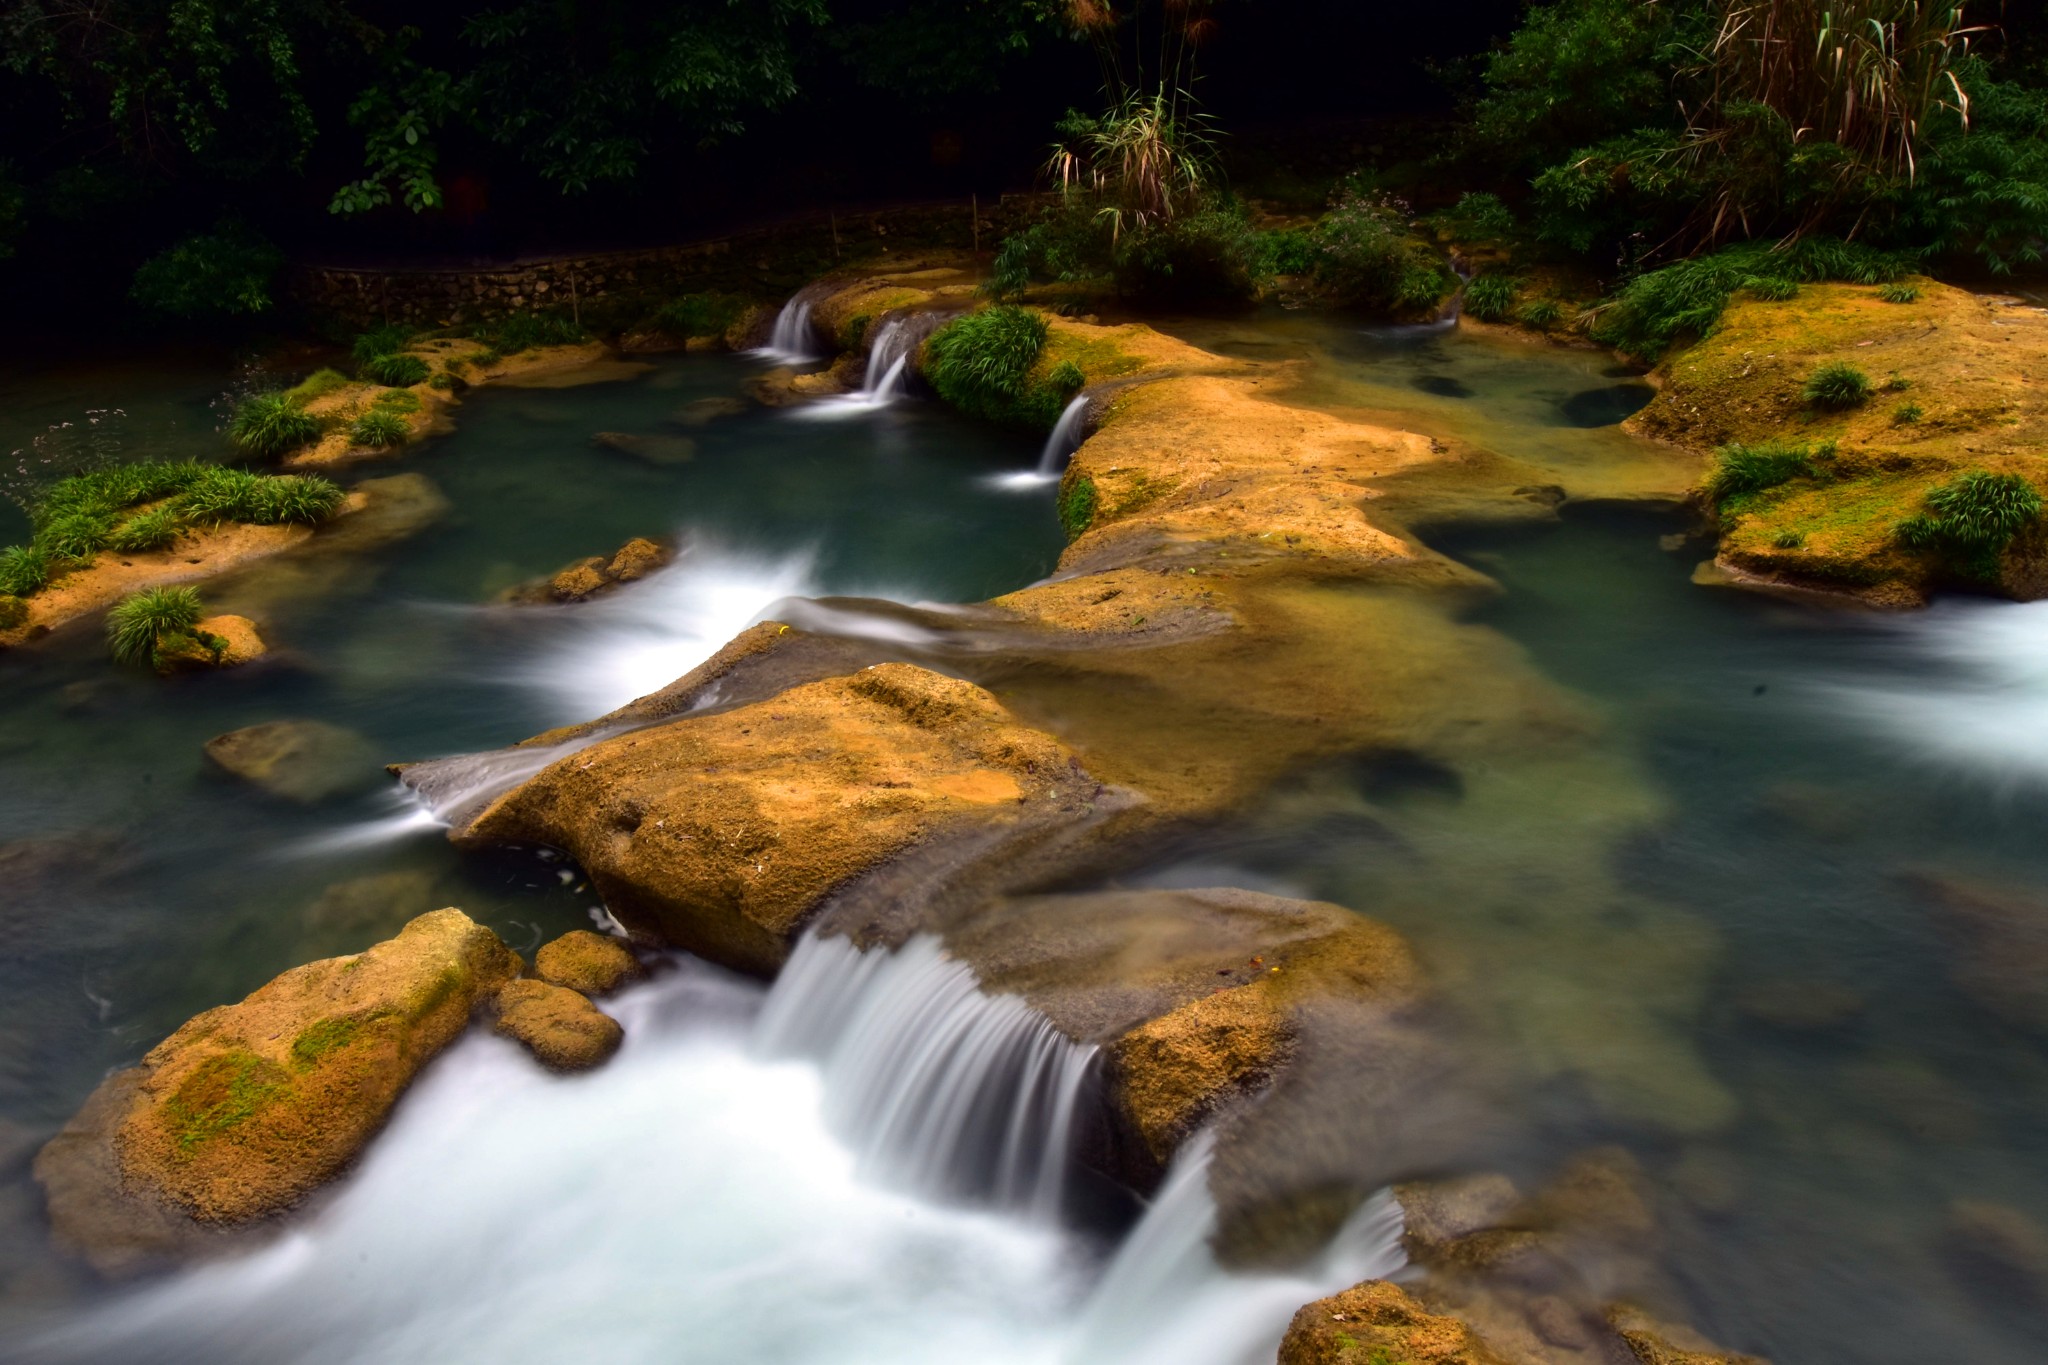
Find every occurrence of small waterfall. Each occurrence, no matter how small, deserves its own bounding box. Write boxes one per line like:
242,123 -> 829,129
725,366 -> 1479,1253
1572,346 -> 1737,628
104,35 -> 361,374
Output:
1067,1132 -> 1407,1365
986,394 -> 1091,492
756,931 -> 1097,1221
795,316 -> 922,419
755,295 -> 821,363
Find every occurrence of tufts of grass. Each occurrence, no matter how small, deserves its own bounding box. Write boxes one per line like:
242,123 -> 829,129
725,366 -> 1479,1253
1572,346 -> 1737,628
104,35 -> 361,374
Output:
283,368 -> 350,406
1048,359 -> 1087,394
108,506 -> 186,553
1517,297 -> 1564,327
1897,472 -> 2043,576
38,461 -> 208,524
1893,402 -> 1924,424
372,387 -> 422,413
360,353 -> 430,388
0,544 -> 51,596
1058,472 -> 1098,540
231,392 -> 322,458
352,326 -> 415,366
254,475 -> 346,524
925,306 -> 1055,427
1745,276 -> 1800,301
473,311 -> 587,352
174,467 -> 344,525
1885,371 -> 1911,391
107,584 -> 204,667
1707,440 -> 1817,498
35,511 -> 113,561
1774,531 -> 1806,548
1462,274 -> 1520,322
427,372 -> 457,391
1878,282 -> 1921,303
1802,361 -> 1872,410
350,409 -> 410,448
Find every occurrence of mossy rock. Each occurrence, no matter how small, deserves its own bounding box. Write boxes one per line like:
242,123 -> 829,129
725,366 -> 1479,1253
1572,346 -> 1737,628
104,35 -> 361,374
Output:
34,908 -> 520,1273
534,930 -> 641,996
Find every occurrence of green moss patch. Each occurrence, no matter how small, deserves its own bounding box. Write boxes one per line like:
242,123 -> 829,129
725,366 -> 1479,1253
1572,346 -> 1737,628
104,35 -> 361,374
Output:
289,1015 -> 382,1069
163,1050 -> 290,1154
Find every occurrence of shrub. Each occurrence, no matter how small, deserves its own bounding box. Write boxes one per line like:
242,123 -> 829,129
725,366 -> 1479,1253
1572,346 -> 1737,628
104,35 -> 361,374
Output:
35,511 -> 112,561
230,392 -> 322,457
1432,192 -> 1518,240
1517,298 -> 1565,327
0,544 -> 51,596
476,311 -> 587,351
108,506 -> 185,553
1313,184 -> 1458,313
130,225 -> 283,317
373,388 -> 423,413
1803,362 -> 1872,410
352,326 -> 415,365
106,585 -> 203,668
654,293 -> 748,339
1112,207 -> 1264,305
988,210 -> 1110,299
925,307 -> 1053,427
350,409 -> 410,448
1893,402 -> 1924,424
1463,274 -> 1521,322
361,353 -> 430,388
1879,281 -> 1922,303
1706,441 -> 1816,498
1897,472 -> 2043,572
284,369 -> 351,406
1258,227 -> 1318,275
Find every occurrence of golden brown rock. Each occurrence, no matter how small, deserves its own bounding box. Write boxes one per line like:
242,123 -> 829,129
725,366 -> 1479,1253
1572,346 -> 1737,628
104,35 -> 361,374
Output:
534,930 -> 641,996
606,537 -> 669,582
34,909 -> 520,1273
155,615 -> 266,671
493,979 -> 623,1071
1605,1305 -> 1768,1365
461,663 -> 1100,974
548,558 -> 611,601
1280,1280 -> 1510,1365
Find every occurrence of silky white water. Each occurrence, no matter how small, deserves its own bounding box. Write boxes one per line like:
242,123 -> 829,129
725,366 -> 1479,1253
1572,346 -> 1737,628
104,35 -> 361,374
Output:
755,296 -> 821,364
15,941 -> 1405,1365
797,318 -> 918,418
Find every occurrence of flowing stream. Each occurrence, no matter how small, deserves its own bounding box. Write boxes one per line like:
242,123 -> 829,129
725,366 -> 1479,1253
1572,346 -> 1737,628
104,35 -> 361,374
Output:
5,320 -> 2048,1364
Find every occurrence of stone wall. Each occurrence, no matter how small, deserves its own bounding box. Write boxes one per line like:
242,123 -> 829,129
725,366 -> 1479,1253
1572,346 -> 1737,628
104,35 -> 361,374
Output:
292,196 -> 1051,330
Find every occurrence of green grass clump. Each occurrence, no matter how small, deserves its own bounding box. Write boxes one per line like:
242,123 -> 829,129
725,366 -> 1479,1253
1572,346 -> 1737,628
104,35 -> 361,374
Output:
258,475 -> 346,524
1048,359 -> 1087,394
1591,236 -> 1911,359
1885,371 -> 1912,392
36,511 -> 112,560
108,506 -> 186,553
1462,274 -> 1520,322
1878,282 -> 1922,304
1517,298 -> 1564,327
360,353 -> 430,388
350,409 -> 410,448
352,325 -> 415,366
1803,361 -> 1873,410
1707,441 -> 1816,498
1893,402 -> 1924,425
1058,472 -> 1097,540
38,461 -> 207,523
475,311 -> 587,352
925,306 -> 1055,428
372,387 -> 422,413
1257,227 -> 1318,275
107,584 -> 204,667
1745,276 -> 1799,301
230,392 -> 322,457
175,467 -> 344,525
283,368 -> 350,405
1897,471 -> 2043,577
0,545 -> 51,596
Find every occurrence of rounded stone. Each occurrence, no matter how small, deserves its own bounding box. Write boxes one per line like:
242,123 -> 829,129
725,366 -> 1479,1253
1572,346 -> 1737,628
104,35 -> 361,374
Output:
493,979 -> 622,1072
534,930 -> 641,997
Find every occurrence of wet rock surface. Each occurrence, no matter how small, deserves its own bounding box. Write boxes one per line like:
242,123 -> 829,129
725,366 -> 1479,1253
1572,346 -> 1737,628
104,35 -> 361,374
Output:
459,663 -> 1109,975
204,719 -> 380,803
503,536 -> 673,605
34,909 -> 520,1273
1280,1279 -> 1510,1365
492,979 -> 623,1071
534,930 -> 640,996
155,615 -> 267,671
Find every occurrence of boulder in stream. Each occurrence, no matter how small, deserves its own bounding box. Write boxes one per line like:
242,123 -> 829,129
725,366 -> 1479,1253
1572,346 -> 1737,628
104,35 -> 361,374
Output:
534,930 -> 640,996
1279,1279 -> 1509,1365
33,908 -> 520,1274
492,979 -> 622,1071
154,615 -> 267,671
503,537 -> 674,605
204,719 -> 380,803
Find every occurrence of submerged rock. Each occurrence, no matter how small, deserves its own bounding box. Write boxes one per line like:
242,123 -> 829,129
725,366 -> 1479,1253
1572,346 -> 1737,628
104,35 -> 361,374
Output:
1279,1280 -> 1508,1365
671,396 -> 748,427
504,537 -> 674,605
458,663 -> 1105,975
1605,1305 -> 1768,1365
203,719 -> 379,803
534,930 -> 640,996
1901,869 -> 2048,1034
34,908 -> 520,1274
1941,1198 -> 2048,1307
591,431 -> 697,466
492,979 -> 622,1071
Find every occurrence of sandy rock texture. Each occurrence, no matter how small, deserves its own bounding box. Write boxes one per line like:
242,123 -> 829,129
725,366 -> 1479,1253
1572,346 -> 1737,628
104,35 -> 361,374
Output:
34,909 -> 520,1274
534,930 -> 641,996
492,979 -> 623,1071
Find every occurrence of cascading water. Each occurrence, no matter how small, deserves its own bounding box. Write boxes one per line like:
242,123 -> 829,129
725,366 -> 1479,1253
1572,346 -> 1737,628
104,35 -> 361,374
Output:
11,936 -> 1405,1365
756,932 -> 1097,1219
986,394 -> 1091,493
797,317 -> 919,419
755,294 -> 822,363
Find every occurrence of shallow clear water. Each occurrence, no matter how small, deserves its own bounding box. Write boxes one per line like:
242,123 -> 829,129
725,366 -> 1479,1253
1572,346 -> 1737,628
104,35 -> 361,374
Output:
6,323 -> 2048,1365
